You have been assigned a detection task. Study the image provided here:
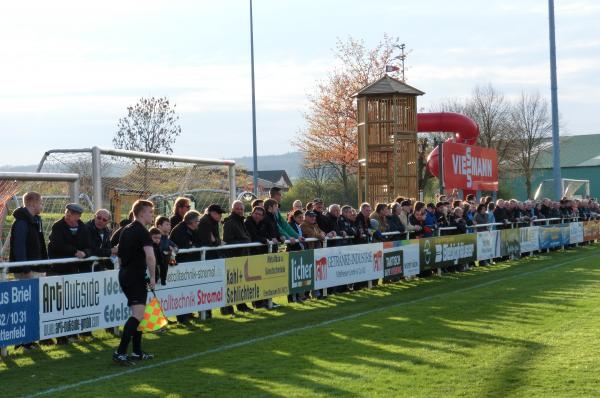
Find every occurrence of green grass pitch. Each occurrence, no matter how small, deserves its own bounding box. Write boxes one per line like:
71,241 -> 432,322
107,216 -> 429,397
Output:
3,244 -> 600,397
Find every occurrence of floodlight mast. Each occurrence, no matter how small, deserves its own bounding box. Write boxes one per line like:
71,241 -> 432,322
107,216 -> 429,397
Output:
548,0 -> 562,200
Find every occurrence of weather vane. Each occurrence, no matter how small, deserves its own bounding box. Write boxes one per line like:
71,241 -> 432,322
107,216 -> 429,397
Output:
386,43 -> 411,82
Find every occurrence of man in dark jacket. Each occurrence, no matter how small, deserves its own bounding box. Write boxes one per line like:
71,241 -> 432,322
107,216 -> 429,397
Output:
47,203 -> 92,343
244,206 -> 270,255
47,203 -> 92,274
338,205 -> 357,242
354,203 -> 372,244
540,198 -> 552,219
169,210 -> 203,322
313,198 -> 330,232
450,207 -> 468,235
262,199 -> 283,244
323,204 -> 343,246
8,192 -> 48,348
493,200 -> 510,229
261,198 -> 286,259
435,202 -> 450,227
222,200 -> 251,257
9,192 -> 47,277
323,204 -> 342,235
197,204 -> 224,260
86,209 -> 117,271
169,210 -> 202,263
222,200 -> 253,313
353,203 -> 372,290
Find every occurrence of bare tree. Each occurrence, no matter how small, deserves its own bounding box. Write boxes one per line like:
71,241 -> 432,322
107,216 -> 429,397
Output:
508,92 -> 552,199
113,97 -> 182,190
434,85 -> 514,166
468,85 -> 513,165
301,161 -> 334,200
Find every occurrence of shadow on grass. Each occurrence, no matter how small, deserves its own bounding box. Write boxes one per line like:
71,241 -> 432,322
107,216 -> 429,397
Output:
3,245 -> 600,397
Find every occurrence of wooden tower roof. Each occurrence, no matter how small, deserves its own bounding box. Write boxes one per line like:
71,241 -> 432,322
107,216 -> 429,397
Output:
352,75 -> 425,97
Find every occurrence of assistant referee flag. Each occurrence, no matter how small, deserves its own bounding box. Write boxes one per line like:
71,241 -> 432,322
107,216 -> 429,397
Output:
138,297 -> 168,332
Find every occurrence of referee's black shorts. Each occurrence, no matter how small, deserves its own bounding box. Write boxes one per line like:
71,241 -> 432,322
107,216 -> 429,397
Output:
119,269 -> 148,306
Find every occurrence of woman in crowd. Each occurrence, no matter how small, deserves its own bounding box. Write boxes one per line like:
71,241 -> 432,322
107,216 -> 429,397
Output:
287,210 -> 305,251
169,197 -> 191,228
410,202 -> 425,239
474,204 -> 488,231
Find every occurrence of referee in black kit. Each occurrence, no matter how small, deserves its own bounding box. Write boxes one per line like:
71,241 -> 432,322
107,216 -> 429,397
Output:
113,200 -> 157,365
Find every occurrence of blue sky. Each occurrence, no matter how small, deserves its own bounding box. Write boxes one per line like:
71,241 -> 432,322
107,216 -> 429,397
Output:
1,0 -> 598,165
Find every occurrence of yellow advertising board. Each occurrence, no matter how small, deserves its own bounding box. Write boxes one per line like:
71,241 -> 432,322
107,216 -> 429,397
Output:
584,220 -> 600,241
225,252 -> 289,305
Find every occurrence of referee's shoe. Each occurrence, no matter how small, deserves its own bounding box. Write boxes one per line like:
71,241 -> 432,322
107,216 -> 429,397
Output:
129,352 -> 154,361
113,352 -> 135,366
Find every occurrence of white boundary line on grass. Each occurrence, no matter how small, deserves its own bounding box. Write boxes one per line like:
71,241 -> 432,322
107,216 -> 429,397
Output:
23,255 -> 590,398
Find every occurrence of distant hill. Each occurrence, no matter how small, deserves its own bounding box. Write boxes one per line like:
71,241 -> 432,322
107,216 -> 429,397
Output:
0,151 -> 305,179
234,152 -> 303,179
0,164 -> 37,172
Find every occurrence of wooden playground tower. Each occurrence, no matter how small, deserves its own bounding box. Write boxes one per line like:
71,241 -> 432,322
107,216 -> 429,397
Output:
354,75 -> 424,205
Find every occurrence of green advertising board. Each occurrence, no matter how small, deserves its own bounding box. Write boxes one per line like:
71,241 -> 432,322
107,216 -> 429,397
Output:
288,250 -> 314,294
419,234 -> 477,270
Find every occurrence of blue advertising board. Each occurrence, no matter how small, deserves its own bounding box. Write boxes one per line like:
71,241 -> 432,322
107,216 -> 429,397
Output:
0,279 -> 40,347
539,225 -> 571,250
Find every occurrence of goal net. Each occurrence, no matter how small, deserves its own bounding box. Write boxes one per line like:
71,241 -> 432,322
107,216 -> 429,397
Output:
37,148 -> 238,225
0,173 -> 80,262
533,178 -> 591,200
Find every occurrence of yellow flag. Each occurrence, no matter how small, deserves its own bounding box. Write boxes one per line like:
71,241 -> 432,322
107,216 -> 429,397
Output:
138,297 -> 168,332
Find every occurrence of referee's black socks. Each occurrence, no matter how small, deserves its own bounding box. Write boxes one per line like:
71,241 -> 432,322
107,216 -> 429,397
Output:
117,317 -> 140,355
133,330 -> 143,355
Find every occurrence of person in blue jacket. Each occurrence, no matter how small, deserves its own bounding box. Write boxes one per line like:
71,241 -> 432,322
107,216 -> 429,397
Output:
423,203 -> 438,237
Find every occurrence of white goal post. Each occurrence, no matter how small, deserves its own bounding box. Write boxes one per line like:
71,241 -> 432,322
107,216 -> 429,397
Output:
0,172 -> 80,202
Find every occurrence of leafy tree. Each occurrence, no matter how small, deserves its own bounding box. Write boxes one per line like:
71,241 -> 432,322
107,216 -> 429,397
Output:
295,35 -> 401,202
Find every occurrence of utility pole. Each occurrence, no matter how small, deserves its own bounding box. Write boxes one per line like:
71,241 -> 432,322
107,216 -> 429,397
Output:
392,43 -> 408,82
398,43 -> 406,82
249,0 -> 258,195
548,0 -> 562,200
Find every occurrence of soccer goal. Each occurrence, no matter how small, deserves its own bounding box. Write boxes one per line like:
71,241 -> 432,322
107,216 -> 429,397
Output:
36,147 -> 237,223
533,178 -> 591,200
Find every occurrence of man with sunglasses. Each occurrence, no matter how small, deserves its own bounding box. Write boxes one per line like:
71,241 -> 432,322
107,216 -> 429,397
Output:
87,209 -> 118,271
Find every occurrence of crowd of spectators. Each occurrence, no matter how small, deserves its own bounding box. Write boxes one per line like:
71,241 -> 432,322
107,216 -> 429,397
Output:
6,188 -> 600,347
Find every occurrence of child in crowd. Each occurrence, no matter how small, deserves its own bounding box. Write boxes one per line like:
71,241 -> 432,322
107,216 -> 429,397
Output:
153,216 -> 178,286
149,227 -> 166,286
423,203 -> 438,237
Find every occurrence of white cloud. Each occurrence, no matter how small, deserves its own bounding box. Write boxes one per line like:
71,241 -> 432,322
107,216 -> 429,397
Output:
0,58 -> 331,114
0,0 -> 598,165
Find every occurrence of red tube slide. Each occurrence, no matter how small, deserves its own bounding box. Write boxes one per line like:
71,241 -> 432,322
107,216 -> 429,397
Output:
418,112 -> 480,177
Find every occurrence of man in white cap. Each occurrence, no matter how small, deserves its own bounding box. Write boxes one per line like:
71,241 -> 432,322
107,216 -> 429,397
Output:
47,203 -> 92,275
